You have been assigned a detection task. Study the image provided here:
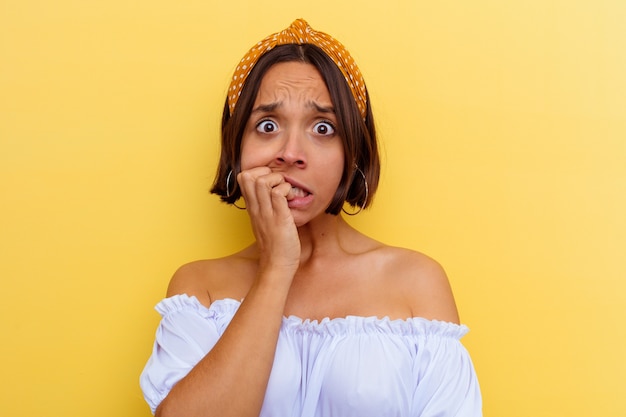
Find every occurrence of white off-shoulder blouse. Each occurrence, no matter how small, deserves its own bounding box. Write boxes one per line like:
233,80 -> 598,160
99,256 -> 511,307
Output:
140,294 -> 482,416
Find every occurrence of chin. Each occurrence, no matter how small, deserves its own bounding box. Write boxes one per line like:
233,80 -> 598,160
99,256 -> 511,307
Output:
291,212 -> 310,228
291,209 -> 333,228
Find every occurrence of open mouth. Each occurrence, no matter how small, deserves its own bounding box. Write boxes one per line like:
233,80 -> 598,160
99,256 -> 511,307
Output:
287,186 -> 311,200
284,179 -> 312,202
288,186 -> 311,199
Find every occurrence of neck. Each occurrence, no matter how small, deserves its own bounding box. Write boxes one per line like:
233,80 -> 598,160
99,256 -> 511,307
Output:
242,214 -> 362,268
296,214 -> 352,264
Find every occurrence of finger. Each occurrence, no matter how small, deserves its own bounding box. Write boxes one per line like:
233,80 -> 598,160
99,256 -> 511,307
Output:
271,182 -> 295,218
238,169 -> 286,215
270,181 -> 292,198
237,167 -> 271,211
254,173 -> 288,216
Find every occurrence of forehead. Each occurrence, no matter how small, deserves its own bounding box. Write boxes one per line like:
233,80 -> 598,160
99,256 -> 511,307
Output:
255,62 -> 331,101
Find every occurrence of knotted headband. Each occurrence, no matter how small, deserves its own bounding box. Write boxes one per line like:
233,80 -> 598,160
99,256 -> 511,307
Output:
227,19 -> 368,119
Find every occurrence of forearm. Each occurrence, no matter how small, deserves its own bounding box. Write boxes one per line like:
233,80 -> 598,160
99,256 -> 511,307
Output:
156,272 -> 292,417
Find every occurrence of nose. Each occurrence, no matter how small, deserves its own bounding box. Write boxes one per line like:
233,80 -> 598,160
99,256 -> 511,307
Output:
275,130 -> 306,168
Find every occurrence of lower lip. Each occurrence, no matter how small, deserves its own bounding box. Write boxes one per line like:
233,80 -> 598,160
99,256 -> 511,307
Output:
287,194 -> 314,209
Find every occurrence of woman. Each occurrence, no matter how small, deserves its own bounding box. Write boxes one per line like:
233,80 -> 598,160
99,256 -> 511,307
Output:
140,19 -> 482,417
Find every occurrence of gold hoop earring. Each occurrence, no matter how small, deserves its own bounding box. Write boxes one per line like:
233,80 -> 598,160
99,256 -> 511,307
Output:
342,165 -> 368,216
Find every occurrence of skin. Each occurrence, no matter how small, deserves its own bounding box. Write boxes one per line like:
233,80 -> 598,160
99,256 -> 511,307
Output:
155,62 -> 460,417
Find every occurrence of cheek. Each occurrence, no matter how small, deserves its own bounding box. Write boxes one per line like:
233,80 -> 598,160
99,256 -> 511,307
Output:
239,140 -> 268,170
239,146 -> 253,170
320,152 -> 345,188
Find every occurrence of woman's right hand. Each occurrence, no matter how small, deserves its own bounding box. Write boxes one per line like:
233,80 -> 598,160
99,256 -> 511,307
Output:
237,167 -> 301,277
154,168 -> 301,417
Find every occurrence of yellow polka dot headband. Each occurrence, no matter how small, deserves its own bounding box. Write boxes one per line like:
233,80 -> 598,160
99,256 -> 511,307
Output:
227,19 -> 368,119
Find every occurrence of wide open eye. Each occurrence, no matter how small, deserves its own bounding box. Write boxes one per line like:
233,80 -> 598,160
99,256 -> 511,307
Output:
313,121 -> 335,136
256,119 -> 278,133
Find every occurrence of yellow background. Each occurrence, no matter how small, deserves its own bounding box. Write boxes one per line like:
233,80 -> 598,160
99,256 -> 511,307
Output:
1,1 -> 624,416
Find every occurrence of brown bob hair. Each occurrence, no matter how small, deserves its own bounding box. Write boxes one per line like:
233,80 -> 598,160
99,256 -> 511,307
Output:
210,43 -> 380,215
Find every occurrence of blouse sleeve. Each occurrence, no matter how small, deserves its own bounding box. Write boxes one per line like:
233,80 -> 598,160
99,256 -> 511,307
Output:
139,295 -> 229,414
411,322 -> 482,417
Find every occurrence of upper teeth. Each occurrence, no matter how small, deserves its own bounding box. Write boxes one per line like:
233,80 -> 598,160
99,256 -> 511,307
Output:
291,186 -> 307,197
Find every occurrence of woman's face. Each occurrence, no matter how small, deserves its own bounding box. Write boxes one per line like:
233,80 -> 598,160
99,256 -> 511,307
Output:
240,61 -> 345,226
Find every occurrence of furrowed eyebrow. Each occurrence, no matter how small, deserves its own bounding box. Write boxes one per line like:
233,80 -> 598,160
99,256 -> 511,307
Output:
308,101 -> 335,114
251,102 -> 281,114
250,101 -> 335,115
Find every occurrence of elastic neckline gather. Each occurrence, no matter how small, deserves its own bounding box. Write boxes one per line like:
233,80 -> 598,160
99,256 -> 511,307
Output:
155,294 -> 470,338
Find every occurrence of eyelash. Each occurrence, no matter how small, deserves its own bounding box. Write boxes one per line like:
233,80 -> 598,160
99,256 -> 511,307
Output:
313,120 -> 336,135
254,119 -> 336,135
256,119 -> 278,133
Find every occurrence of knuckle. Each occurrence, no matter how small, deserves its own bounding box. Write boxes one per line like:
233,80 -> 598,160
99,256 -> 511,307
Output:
270,187 -> 284,197
238,171 -> 253,183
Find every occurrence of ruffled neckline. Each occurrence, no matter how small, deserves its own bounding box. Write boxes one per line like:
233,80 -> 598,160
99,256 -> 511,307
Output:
155,294 -> 469,339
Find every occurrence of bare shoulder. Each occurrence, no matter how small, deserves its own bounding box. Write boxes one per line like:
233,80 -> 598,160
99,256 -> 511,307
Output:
381,246 -> 460,324
165,260 -> 214,305
166,250 -> 257,308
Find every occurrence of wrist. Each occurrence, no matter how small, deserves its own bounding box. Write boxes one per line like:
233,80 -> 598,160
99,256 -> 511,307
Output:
257,262 -> 298,286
